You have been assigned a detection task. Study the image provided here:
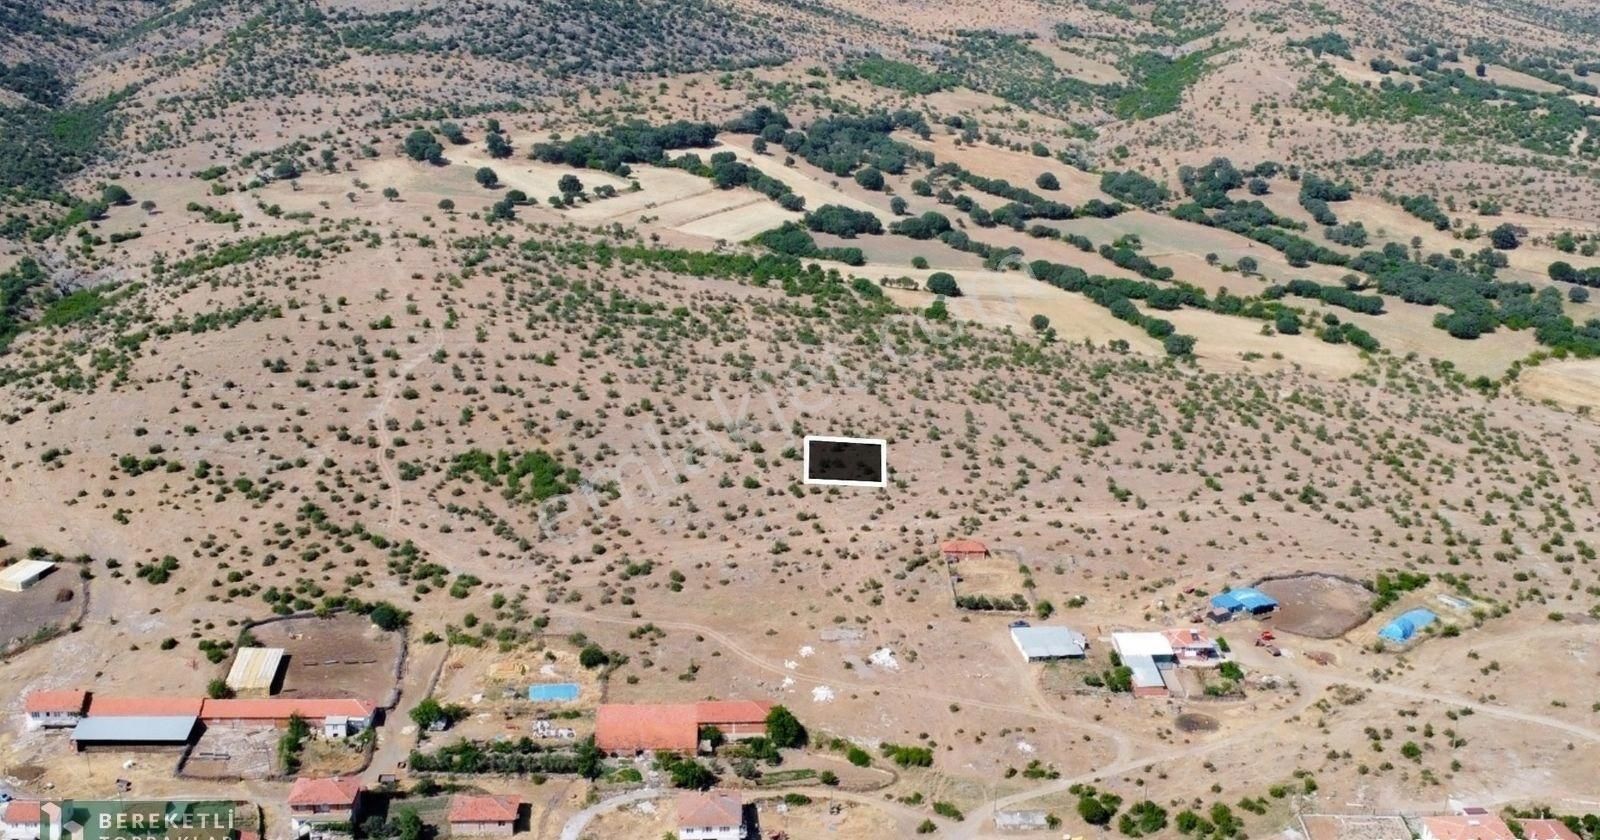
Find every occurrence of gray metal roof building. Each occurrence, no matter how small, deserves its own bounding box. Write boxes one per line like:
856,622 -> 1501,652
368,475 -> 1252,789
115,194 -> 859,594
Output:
1009,626 -> 1088,661
70,715 -> 198,750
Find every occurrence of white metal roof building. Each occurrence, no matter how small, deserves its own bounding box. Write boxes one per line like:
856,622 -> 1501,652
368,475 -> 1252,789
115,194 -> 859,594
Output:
0,560 -> 56,593
1111,632 -> 1175,660
1112,632 -> 1176,697
1010,626 -> 1088,661
225,647 -> 286,693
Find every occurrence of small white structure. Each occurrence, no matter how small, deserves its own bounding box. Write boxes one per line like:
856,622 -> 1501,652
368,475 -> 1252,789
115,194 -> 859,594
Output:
0,560 -> 56,593
1010,626 -> 1088,661
995,809 -> 1050,832
323,716 -> 352,739
676,792 -> 743,840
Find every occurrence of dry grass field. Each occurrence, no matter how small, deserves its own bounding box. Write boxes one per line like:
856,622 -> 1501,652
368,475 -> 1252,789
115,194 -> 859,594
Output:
4,0 -> 1600,836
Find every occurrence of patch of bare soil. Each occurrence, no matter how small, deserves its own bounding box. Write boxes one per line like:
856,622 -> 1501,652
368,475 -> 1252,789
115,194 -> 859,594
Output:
1256,574 -> 1375,639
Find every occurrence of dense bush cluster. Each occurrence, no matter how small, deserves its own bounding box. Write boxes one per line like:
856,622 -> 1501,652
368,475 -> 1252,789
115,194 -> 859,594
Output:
530,120 -> 719,176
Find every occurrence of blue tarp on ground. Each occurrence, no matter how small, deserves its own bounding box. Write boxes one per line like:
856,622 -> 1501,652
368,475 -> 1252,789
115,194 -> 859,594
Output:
1210,587 -> 1279,614
1378,609 -> 1437,642
527,683 -> 580,701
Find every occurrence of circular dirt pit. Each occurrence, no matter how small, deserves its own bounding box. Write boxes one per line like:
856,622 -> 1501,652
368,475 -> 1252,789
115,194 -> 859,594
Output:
1176,713 -> 1218,733
1256,573 -> 1375,639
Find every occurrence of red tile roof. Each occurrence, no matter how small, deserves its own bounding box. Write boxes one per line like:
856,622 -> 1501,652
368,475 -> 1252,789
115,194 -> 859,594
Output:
288,776 -> 363,809
595,703 -> 700,753
1521,821 -> 1581,840
25,689 -> 89,714
87,696 -> 205,717
448,796 -> 521,824
201,698 -> 376,721
940,538 -> 988,555
694,700 -> 772,726
677,792 -> 742,829
3,801 -> 42,825
1423,816 -> 1517,840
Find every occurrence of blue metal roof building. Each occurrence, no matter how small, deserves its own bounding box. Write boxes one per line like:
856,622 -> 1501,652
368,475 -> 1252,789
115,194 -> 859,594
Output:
1210,588 -> 1279,614
1378,608 -> 1437,642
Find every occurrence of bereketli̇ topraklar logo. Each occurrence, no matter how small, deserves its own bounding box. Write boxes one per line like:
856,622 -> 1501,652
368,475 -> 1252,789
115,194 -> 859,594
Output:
37,801 -> 239,840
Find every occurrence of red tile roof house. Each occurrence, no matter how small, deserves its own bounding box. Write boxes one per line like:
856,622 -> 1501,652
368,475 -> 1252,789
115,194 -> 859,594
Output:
694,700 -> 772,740
940,538 -> 989,561
1161,627 -> 1222,665
2,801 -> 42,840
288,777 -> 364,838
23,690 -> 89,729
1420,815 -> 1518,840
676,792 -> 745,840
448,796 -> 522,836
595,701 -> 773,755
1520,820 -> 1582,840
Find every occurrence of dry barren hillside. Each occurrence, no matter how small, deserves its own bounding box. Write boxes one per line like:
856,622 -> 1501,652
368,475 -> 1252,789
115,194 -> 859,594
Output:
2,0 -> 1600,838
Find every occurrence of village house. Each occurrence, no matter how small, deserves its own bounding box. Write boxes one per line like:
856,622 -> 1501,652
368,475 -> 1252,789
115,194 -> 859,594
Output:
1162,627 -> 1221,665
23,690 -> 88,728
1520,820 -> 1582,840
1,801 -> 41,840
1420,815 -> 1518,840
676,791 -> 745,840
288,776 -> 364,838
447,795 -> 522,836
595,700 -> 772,755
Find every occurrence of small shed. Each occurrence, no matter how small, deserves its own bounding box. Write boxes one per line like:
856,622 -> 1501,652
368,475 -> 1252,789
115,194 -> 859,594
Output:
0,560 -> 56,593
1010,626 -> 1088,661
225,647 -> 286,694
940,538 -> 990,561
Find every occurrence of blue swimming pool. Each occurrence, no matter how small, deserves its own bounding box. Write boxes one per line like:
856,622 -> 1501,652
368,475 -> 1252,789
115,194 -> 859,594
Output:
527,683 -> 580,701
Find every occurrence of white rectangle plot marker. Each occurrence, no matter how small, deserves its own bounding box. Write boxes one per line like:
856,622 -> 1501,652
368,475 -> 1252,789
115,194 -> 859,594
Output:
803,435 -> 887,487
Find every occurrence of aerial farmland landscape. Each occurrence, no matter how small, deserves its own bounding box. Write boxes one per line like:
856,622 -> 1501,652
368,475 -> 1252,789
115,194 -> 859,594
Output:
1,0 -> 1599,838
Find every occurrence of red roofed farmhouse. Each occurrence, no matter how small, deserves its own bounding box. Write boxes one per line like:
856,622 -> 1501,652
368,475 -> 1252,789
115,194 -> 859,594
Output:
940,538 -> 989,560
694,700 -> 771,739
23,690 -> 88,728
595,700 -> 774,755
288,777 -> 364,836
676,792 -> 745,840
595,703 -> 699,754
448,795 -> 522,836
